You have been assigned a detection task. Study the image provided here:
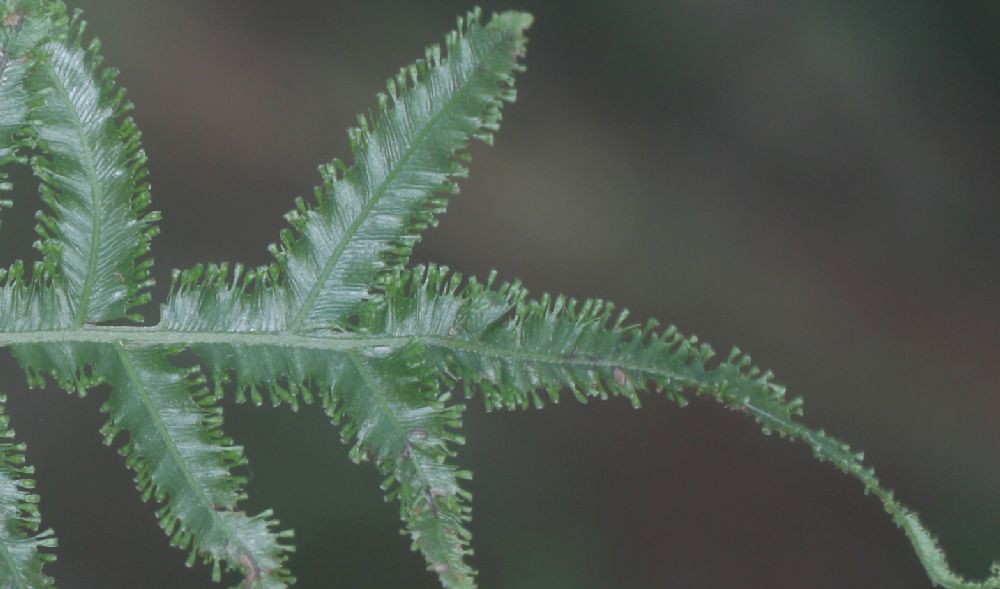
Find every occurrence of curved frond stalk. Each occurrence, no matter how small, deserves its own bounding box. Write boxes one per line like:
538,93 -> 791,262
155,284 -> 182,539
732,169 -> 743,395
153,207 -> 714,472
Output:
365,264 -> 1000,589
11,341 -> 294,588
0,393 -> 57,588
27,14 -> 158,325
270,9 -> 531,332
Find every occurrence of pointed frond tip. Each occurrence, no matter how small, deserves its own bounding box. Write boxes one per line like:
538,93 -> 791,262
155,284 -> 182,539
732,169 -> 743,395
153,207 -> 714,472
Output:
261,7 -> 531,332
365,264 -> 1000,589
0,393 -> 57,589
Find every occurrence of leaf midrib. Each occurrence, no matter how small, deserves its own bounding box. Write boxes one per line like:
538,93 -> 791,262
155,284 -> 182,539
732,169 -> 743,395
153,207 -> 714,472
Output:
41,47 -> 104,327
0,326 -> 704,383
0,326 -> 669,369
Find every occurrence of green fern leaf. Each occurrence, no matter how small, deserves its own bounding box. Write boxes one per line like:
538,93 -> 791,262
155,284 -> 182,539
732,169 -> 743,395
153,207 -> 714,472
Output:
101,346 -> 292,587
11,341 -> 294,587
0,394 -> 57,589
271,8 -> 530,332
334,348 -> 474,587
366,264 -> 1000,589
1,4 -> 998,588
157,15 -> 532,584
162,265 -> 478,587
27,16 -> 157,325
2,11 -> 292,581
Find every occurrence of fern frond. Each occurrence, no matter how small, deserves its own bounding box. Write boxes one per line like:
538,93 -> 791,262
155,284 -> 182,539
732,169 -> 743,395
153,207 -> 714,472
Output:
27,14 -> 158,325
334,347 -> 474,588
0,393 -> 57,589
156,18 -> 534,575
11,342 -> 294,587
161,8 -> 532,336
269,9 -> 530,332
162,265 -> 478,587
366,264 -> 1000,589
3,4 -> 995,588
102,346 -> 292,587
157,14 -> 534,576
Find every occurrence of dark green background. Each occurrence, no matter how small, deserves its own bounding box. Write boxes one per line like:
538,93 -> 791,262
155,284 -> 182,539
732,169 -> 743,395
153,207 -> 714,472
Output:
1,1 -> 998,587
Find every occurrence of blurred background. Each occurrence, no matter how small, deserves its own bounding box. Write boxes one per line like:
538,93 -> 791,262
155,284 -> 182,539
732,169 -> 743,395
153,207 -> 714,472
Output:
1,0 -> 999,587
